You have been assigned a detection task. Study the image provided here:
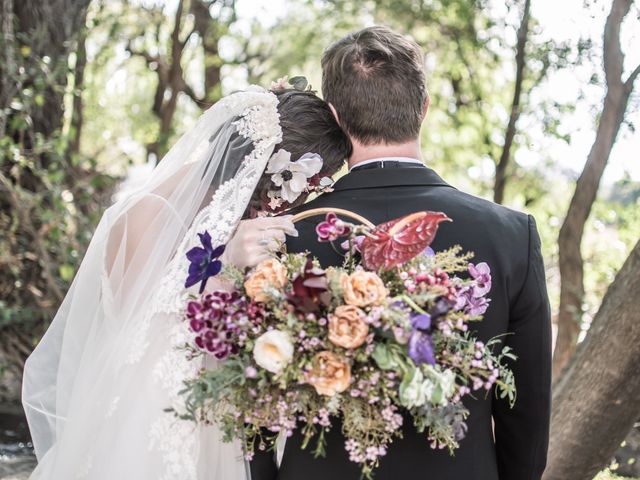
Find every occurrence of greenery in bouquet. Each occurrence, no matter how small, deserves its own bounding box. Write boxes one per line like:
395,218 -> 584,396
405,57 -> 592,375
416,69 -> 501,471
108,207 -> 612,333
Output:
177,210 -> 516,478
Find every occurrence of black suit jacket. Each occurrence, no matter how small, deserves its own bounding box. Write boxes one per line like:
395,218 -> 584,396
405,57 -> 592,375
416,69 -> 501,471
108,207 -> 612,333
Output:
250,165 -> 552,480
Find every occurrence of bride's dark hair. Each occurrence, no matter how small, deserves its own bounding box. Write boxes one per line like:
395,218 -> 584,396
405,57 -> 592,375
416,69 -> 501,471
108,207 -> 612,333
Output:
245,88 -> 352,217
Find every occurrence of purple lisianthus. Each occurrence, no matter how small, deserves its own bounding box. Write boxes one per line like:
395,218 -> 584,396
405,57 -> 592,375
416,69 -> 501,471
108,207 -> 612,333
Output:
423,247 -> 435,257
185,231 -> 225,294
408,330 -> 435,366
316,212 -> 351,242
408,312 -> 436,366
469,262 -> 491,297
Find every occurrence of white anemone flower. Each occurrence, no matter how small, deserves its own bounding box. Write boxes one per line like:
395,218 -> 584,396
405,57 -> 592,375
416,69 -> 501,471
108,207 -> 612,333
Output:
266,150 -> 323,203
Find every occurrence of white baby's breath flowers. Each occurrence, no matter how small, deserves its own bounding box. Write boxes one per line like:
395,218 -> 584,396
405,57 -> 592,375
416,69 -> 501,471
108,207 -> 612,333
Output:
253,330 -> 294,374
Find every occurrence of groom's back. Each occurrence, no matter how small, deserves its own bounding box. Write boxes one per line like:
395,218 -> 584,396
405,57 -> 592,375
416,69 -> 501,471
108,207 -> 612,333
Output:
277,164 -> 551,480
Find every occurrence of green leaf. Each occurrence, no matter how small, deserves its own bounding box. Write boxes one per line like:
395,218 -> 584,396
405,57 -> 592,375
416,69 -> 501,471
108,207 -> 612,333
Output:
59,264 -> 75,282
289,76 -> 308,91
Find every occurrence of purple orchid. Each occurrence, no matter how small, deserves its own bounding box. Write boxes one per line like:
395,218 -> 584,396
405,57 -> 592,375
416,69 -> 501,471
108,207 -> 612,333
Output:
316,212 -> 351,242
185,231 -> 225,294
340,235 -> 365,255
453,286 -> 490,316
469,262 -> 491,297
408,312 -> 436,366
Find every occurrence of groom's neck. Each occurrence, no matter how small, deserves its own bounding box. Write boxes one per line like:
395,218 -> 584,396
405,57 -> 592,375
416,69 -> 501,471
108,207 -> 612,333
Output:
347,138 -> 422,170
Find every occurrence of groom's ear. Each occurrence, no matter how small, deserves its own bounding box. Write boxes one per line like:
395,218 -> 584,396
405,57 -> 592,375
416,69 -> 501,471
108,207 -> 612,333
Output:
422,95 -> 430,119
328,103 -> 341,125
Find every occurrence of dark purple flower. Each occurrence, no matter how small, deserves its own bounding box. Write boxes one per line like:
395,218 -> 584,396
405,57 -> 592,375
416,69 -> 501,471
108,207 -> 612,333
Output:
316,212 -> 351,242
185,231 -> 225,294
469,262 -> 491,297
430,298 -> 453,320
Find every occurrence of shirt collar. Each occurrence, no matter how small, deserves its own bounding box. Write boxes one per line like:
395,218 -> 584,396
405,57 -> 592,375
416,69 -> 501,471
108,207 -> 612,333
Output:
348,157 -> 424,172
332,164 -> 455,192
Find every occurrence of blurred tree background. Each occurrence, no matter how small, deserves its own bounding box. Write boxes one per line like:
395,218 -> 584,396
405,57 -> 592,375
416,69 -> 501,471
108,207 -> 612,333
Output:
0,0 -> 639,478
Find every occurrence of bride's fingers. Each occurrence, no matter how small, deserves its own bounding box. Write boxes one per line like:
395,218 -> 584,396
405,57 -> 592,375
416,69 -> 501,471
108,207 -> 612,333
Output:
261,216 -> 298,237
260,239 -> 281,253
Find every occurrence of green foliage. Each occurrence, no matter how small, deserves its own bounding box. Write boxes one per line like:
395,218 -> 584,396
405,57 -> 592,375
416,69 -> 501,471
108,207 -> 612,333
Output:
0,17 -> 117,352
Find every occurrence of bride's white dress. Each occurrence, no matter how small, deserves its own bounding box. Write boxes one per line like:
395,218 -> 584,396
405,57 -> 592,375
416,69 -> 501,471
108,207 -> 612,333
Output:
21,88 -> 283,480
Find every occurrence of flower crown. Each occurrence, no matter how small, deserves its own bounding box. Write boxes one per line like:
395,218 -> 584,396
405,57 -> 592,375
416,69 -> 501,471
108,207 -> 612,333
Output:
270,75 -> 312,92
261,75 -> 332,214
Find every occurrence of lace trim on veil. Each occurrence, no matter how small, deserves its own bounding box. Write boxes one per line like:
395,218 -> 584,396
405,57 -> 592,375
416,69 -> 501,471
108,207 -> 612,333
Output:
136,90 -> 281,479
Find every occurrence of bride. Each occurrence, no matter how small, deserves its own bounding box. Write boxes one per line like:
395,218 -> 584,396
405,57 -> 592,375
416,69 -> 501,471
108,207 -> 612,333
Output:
21,82 -> 351,479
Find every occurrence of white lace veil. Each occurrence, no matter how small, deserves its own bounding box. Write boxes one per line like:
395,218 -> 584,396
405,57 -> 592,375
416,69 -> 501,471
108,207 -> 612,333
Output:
22,87 -> 283,480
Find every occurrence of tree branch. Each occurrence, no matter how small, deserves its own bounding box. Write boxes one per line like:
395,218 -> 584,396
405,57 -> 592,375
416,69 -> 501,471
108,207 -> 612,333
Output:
602,0 -> 631,88
624,62 -> 640,93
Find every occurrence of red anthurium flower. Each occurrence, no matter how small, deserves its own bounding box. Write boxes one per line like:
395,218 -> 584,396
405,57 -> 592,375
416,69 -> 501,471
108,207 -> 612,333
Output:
361,211 -> 451,271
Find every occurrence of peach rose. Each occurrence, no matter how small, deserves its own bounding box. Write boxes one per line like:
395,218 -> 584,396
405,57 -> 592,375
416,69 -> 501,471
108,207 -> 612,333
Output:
340,270 -> 387,307
244,258 -> 288,303
328,305 -> 369,349
306,351 -> 351,396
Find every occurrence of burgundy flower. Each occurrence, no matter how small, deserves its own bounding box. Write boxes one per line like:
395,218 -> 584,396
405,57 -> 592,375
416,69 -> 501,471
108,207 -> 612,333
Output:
287,259 -> 331,313
185,291 -> 264,359
316,212 -> 351,242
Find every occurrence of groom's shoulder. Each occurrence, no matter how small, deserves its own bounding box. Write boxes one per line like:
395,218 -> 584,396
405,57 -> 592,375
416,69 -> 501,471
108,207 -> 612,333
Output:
441,187 -> 532,239
288,185 -> 533,243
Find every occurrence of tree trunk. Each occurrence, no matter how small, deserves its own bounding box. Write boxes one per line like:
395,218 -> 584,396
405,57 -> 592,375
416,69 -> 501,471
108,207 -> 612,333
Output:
68,25 -> 87,157
0,0 -> 91,405
553,0 -> 640,378
544,240 -> 640,480
190,0 -> 228,105
493,0 -> 530,205
11,0 -> 91,142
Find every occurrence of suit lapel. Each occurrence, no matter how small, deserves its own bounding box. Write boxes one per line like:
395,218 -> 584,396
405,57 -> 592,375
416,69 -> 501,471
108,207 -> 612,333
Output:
332,166 -> 456,192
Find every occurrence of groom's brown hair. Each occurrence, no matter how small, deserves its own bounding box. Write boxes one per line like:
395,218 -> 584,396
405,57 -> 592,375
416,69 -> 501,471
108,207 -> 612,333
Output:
321,26 -> 427,145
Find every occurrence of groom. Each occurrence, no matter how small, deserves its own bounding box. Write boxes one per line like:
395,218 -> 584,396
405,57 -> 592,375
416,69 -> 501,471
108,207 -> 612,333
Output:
251,26 -> 551,480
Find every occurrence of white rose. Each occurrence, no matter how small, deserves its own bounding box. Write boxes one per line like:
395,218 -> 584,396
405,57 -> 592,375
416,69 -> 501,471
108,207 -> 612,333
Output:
253,330 -> 294,374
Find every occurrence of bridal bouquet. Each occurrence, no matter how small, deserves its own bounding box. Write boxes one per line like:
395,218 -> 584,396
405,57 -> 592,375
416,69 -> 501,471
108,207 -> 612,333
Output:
178,211 -> 516,478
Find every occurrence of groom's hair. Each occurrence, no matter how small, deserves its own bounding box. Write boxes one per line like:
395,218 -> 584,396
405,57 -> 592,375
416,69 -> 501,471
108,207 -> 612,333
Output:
321,26 -> 427,145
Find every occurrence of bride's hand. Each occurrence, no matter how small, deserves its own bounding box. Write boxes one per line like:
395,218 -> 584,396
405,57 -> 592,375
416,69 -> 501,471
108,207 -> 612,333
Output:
221,215 -> 298,270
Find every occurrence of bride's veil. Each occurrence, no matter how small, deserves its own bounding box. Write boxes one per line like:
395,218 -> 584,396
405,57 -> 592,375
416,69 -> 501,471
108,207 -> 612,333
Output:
21,87 -> 282,480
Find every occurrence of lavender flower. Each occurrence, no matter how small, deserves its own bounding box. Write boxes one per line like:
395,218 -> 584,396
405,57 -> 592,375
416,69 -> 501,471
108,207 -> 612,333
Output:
185,230 -> 225,294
